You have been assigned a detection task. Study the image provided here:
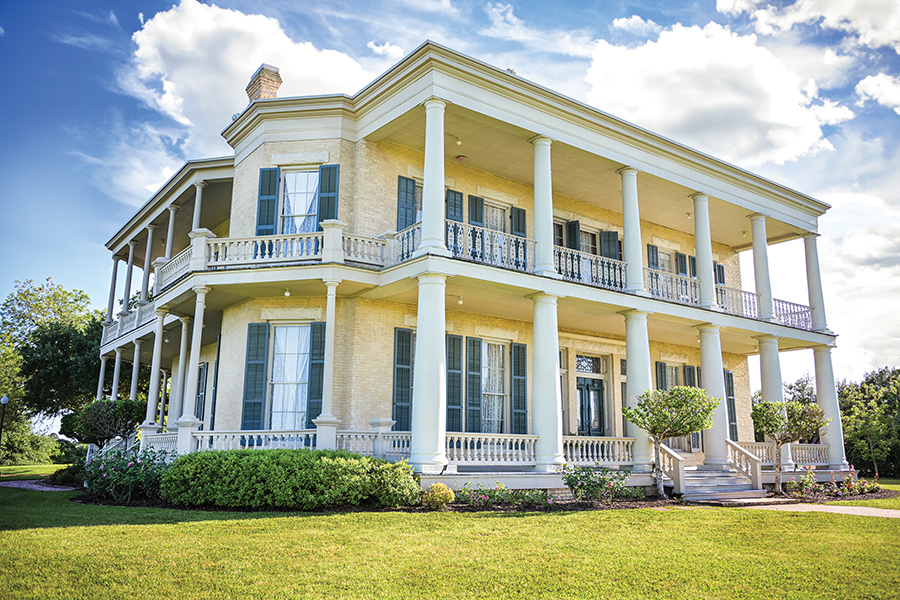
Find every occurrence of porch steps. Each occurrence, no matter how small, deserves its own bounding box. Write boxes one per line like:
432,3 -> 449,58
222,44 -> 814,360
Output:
678,469 -> 768,503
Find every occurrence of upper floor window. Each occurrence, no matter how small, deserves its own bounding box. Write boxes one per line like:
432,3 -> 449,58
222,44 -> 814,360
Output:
282,171 -> 319,234
256,166 -> 339,237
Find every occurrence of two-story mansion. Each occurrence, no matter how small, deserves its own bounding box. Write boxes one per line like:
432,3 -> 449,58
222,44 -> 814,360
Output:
98,42 -> 846,494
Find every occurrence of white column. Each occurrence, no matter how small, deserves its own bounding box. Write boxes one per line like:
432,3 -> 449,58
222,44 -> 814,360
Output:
191,182 -> 207,232
118,241 -> 138,316
313,279 -> 342,449
129,339 -> 143,401
804,234 -> 830,333
692,193 -> 718,310
415,98 -> 450,257
96,355 -> 108,400
757,334 -> 794,469
697,325 -> 729,469
750,214 -> 776,321
110,347 -> 124,401
158,370 -> 170,425
619,168 -> 648,296
531,293 -> 564,470
409,273 -> 448,472
144,310 -> 167,424
621,310 -> 653,470
532,136 -> 557,277
180,286 -> 210,421
105,257 -> 119,324
139,225 -> 156,305
165,205 -> 179,259
814,346 -> 848,469
168,316 -> 191,432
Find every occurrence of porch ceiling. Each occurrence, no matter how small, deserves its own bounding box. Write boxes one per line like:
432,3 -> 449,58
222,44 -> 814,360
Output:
379,104 -> 806,250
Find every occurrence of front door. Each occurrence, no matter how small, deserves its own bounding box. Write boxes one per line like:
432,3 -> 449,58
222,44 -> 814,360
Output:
576,377 -> 604,436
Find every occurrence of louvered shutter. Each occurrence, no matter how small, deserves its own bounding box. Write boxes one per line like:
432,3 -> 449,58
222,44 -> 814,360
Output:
317,164 -> 339,228
676,252 -> 688,276
392,328 -> 414,431
446,190 -> 464,222
510,207 -> 526,237
684,365 -> 697,388
715,263 -> 727,285
256,168 -> 280,236
600,231 -> 619,260
241,323 -> 270,430
511,343 -> 527,434
724,370 -> 738,441
306,322 -> 325,428
468,196 -> 485,261
466,337 -> 482,432
565,221 -> 581,250
446,334 -> 463,432
209,334 -> 221,430
510,207 -> 527,269
397,176 -> 417,231
647,244 -> 659,269
689,255 -> 697,278
656,361 -> 667,391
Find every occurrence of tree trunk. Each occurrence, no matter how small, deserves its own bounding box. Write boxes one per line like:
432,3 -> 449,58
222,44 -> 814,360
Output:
654,441 -> 665,499
868,437 -> 879,478
773,441 -> 784,495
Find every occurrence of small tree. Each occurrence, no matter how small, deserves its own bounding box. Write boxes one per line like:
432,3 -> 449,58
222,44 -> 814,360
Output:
623,386 -> 719,498
751,400 -> 829,494
60,398 -> 146,451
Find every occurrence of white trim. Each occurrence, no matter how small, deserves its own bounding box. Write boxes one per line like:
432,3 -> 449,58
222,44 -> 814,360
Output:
271,152 -> 330,166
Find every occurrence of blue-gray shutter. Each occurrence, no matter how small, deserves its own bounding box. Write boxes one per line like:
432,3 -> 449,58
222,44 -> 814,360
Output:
647,244 -> 659,270
715,262 -> 726,285
241,323 -> 270,430
511,207 -> 526,237
392,328 -> 413,431
511,343 -> 527,434
397,176 -> 417,231
697,367 -> 702,388
466,337 -> 482,432
446,334 -> 463,432
676,252 -> 689,276
446,190 -> 464,222
256,168 -> 280,236
510,207 -> 527,270
209,334 -> 221,431
656,361 -> 667,390
565,221 -> 581,250
600,231 -> 619,260
317,164 -> 339,228
306,322 -> 325,428
468,195 -> 484,227
689,255 -> 697,278
684,365 -> 697,388
724,370 -> 738,441
195,362 -> 208,431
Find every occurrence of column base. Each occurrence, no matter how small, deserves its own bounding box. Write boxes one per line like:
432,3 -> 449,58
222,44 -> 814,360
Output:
697,461 -> 731,471
533,460 -> 565,473
631,462 -> 653,473
700,301 -> 721,311
139,422 -> 159,451
534,267 -> 561,279
313,415 -> 341,450
829,461 -> 850,471
626,286 -> 650,297
409,452 -> 449,473
412,244 -> 451,258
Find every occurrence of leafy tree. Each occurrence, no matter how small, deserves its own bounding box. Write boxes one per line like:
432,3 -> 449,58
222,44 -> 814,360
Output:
751,401 -> 829,494
623,386 -> 719,498
60,399 -> 147,450
784,373 -> 817,405
1,278 -> 92,347
839,367 -> 900,477
0,417 -> 60,466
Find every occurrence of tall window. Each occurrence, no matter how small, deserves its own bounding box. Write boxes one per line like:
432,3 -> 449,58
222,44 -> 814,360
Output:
481,342 -> 507,433
282,171 -> 319,233
270,325 -> 311,429
580,231 -> 597,255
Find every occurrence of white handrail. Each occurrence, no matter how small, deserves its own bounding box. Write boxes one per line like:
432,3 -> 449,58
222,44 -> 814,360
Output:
446,220 -> 535,273
773,298 -> 813,331
207,234 -> 322,267
445,432 -> 538,464
392,223 -> 421,264
791,443 -> 829,466
342,235 -> 385,266
157,246 -> 192,291
554,247 -> 626,291
726,439 -> 762,489
716,285 -> 760,318
739,441 -> 775,465
644,268 -> 701,307
562,436 -> 635,464
335,430 -> 377,455
380,432 -> 412,460
658,443 -> 685,494
193,430 -> 316,451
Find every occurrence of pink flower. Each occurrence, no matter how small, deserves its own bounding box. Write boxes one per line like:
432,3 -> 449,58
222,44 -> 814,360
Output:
99,465 -> 104,470
127,462 -> 133,467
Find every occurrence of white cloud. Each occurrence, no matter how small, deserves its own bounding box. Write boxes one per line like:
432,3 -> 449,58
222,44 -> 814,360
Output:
856,73 -> 900,115
480,3 -> 596,58
121,0 -> 374,158
367,40 -> 405,59
611,15 -> 661,37
395,0 -> 459,16
715,0 -> 759,16
585,23 -> 854,167
0,25 -> 5,37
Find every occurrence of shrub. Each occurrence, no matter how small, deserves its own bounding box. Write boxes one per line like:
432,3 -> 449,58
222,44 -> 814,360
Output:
50,462 -> 85,487
454,481 -> 552,508
53,439 -> 87,464
160,449 -> 420,511
84,447 -> 173,504
559,465 -> 642,503
422,482 -> 455,510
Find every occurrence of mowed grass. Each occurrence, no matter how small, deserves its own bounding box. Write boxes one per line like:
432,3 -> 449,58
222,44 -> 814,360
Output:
0,464 -> 66,481
828,477 -> 900,510
1,488 -> 899,599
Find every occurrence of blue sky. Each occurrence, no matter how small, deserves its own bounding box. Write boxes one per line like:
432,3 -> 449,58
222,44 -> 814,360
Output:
1,0 -> 898,387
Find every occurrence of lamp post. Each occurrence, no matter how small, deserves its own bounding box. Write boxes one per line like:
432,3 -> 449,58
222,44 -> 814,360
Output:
0,395 -> 8,460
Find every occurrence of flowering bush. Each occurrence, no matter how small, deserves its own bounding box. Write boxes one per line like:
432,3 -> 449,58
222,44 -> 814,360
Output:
84,447 -> 174,505
559,465 -> 643,503
454,481 -> 552,507
421,482 -> 455,510
789,468 -> 881,498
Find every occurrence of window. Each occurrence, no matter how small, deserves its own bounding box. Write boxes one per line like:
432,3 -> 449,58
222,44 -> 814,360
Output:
553,222 -> 564,247
658,250 -> 673,274
483,203 -> 507,233
580,231 -> 597,255
481,341 -> 507,433
256,166 -> 338,237
269,325 -> 312,430
576,355 -> 603,374
281,171 -> 320,234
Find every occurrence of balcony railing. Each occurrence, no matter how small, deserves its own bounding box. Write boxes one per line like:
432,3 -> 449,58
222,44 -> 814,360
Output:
738,442 -> 829,467
157,246 -> 192,290
554,247 -> 626,292
644,268 -> 701,307
774,298 -> 813,331
445,432 -> 538,465
562,436 -> 634,464
207,233 -> 322,267
446,220 -> 535,273
716,285 -> 760,319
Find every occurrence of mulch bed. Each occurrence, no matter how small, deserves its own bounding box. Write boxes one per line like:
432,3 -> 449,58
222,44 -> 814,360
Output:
784,489 -> 900,504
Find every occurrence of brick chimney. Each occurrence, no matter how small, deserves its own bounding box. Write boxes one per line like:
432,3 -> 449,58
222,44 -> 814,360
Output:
245,64 -> 282,101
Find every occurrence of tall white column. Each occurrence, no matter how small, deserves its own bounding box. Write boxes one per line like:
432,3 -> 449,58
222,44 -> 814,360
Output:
697,325 -> 729,469
409,273 -> 448,472
105,257 -> 119,324
692,193 -> 718,310
532,136 -> 557,277
110,347 -> 124,401
813,346 -> 848,469
313,279 -> 342,449
118,241 -> 138,316
757,334 -> 794,469
139,225 -> 156,305
531,293 -> 564,470
168,316 -> 191,432
750,214 -> 776,321
619,168 -> 648,296
165,205 -> 179,259
181,286 -> 210,421
416,98 -> 449,257
96,355 -> 108,400
129,339 -> 143,401
191,182 -> 207,232
804,234 -> 830,333
158,370 -> 170,425
144,309 -> 167,424
621,309 -> 653,470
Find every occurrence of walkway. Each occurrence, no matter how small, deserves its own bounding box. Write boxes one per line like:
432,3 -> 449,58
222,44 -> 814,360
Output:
746,503 -> 900,519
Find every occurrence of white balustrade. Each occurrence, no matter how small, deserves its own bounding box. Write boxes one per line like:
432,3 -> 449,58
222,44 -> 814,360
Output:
716,285 -> 760,318
644,268 -> 701,306
157,246 -> 192,291
554,247 -> 626,291
791,443 -> 829,466
658,443 -> 685,494
342,235 -> 385,266
393,224 -> 421,264
562,436 -> 635,465
101,321 -> 118,345
193,430 -> 317,451
119,310 -> 137,336
207,234 -> 322,268
445,433 -> 538,465
336,431 -> 378,455
446,220 -> 535,273
144,433 -> 178,454
774,298 -> 814,331
739,441 -> 775,465
137,300 -> 157,327
726,438 -> 762,489
381,432 -> 412,461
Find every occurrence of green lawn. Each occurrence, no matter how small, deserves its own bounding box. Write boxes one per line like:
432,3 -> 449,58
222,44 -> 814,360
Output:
1,487 -> 898,599
0,464 -> 66,481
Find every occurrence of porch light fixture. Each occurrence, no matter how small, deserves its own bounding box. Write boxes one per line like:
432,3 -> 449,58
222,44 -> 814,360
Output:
284,288 -> 291,297
456,295 -> 464,305
456,155 -> 467,162
687,212 -> 692,220
455,137 -> 462,146
742,231 -> 747,238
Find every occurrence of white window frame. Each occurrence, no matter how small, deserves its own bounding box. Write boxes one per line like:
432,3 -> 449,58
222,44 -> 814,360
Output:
279,169 -> 320,235
479,338 -> 510,434
265,321 -> 313,431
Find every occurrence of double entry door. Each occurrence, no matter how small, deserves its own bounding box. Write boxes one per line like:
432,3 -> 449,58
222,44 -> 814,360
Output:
576,377 -> 604,437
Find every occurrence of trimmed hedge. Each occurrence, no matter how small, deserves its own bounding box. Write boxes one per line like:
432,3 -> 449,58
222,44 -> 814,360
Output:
159,449 -> 421,511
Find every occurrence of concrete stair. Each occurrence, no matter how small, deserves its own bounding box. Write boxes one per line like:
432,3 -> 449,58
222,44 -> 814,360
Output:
677,468 -> 768,503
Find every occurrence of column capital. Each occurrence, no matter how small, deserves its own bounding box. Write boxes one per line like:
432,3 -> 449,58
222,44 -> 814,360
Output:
690,192 -> 709,201
753,333 -> 780,343
178,315 -> 191,326
127,239 -> 139,248
616,166 -> 640,177
192,285 -> 211,298
748,212 -> 768,222
416,272 -> 448,285
812,343 -> 836,355
423,97 -> 447,110
133,339 -> 144,348
323,278 -> 342,289
617,308 -> 651,319
167,204 -> 180,214
114,346 -> 124,356
146,223 -> 158,232
112,255 -> 120,263
694,323 -> 720,334
527,292 -> 560,305
528,134 -> 553,147
193,180 -> 208,190
154,308 -> 168,319
802,232 -> 820,240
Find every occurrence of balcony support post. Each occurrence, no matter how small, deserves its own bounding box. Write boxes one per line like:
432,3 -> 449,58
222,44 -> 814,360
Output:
415,98 -> 450,257
191,181 -> 207,232
320,220 -> 346,264
129,339 -> 143,401
144,309 -> 168,425
313,279 -> 342,449
189,229 -> 214,272
177,286 -> 209,454
697,324 -> 729,470
692,193 -> 718,310
165,205 -> 179,260
139,225 -> 156,306
158,369 -> 170,426
96,355 -> 108,401
532,136 -> 557,277
803,234 -> 831,333
531,293 -> 565,470
619,168 -> 649,296
750,214 -> 776,321
118,240 -> 138,317
814,345 -> 849,469
168,316 -> 191,432
620,309 -> 653,470
756,334 -> 794,470
105,257 -> 119,324
110,347 -> 124,401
